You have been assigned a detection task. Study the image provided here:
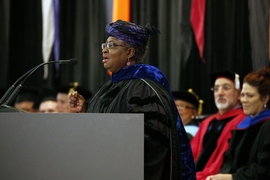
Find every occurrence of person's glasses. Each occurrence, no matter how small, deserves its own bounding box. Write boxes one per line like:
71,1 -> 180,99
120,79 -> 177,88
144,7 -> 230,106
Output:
101,42 -> 124,50
211,84 -> 232,92
176,104 -> 195,109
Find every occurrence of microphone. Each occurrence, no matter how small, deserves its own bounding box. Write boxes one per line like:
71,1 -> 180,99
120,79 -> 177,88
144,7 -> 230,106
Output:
58,59 -> 78,65
0,58 -> 78,106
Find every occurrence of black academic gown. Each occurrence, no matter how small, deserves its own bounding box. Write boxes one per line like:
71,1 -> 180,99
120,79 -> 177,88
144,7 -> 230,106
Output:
87,79 -> 181,179
220,110 -> 270,179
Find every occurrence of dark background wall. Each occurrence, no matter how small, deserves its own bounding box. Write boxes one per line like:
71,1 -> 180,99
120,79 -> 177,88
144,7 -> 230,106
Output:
0,0 -> 269,114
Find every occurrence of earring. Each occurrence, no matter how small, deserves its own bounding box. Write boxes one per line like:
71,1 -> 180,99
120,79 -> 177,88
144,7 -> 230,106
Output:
126,58 -> 130,66
264,104 -> 267,108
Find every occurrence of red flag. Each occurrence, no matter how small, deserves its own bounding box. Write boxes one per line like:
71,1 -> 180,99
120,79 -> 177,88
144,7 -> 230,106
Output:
190,0 -> 206,63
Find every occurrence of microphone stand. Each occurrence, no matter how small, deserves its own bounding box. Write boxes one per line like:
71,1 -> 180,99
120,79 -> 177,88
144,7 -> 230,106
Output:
0,59 -> 78,112
0,66 -> 36,105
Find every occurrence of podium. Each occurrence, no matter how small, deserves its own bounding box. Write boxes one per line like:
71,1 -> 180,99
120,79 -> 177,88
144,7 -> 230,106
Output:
0,113 -> 144,180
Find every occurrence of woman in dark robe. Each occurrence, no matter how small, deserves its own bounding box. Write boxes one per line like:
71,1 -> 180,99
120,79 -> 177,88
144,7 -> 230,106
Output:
206,66 -> 270,180
69,20 -> 195,180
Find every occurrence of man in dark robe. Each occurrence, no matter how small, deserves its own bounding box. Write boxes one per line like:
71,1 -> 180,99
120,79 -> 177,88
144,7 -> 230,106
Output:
190,71 -> 246,180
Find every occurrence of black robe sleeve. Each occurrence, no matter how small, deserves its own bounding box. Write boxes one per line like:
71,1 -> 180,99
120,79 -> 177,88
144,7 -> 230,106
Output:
87,79 -> 183,180
232,120 -> 270,180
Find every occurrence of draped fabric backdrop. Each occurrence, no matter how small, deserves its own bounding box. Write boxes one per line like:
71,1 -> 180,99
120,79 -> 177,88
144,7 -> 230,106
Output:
0,0 -> 269,114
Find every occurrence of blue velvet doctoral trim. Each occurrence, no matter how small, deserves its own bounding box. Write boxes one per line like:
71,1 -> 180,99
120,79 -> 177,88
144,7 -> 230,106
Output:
111,64 -> 196,179
237,109 -> 270,129
111,64 -> 169,87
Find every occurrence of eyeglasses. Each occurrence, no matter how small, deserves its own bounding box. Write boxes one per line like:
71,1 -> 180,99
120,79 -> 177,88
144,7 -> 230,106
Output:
176,104 -> 195,109
211,84 -> 232,92
101,42 -> 124,50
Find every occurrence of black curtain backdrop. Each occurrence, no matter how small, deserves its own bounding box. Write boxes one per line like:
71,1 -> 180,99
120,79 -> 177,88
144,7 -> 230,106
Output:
0,0 -> 9,89
0,0 -> 268,114
7,0 -> 43,88
248,0 -> 269,71
180,0 -> 253,113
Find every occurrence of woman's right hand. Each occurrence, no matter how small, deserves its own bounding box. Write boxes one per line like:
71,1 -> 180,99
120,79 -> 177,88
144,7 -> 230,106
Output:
68,91 -> 86,113
205,174 -> 232,180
